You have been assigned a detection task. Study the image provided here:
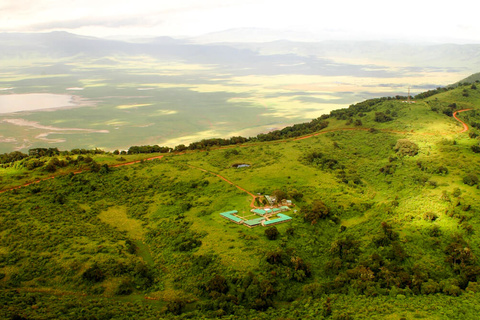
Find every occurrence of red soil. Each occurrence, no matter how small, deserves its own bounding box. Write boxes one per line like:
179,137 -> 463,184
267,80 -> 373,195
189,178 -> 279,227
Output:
453,109 -> 472,133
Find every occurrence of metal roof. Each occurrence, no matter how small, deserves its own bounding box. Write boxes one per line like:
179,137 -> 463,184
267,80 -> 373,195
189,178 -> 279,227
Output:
244,217 -> 265,226
262,213 -> 292,226
252,209 -> 267,215
220,211 -> 243,223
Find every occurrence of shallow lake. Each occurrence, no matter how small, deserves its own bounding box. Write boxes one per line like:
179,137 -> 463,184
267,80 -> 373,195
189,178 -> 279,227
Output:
0,93 -> 78,114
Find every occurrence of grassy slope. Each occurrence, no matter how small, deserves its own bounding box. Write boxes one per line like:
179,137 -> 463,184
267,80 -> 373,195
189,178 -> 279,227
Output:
1,84 -> 480,319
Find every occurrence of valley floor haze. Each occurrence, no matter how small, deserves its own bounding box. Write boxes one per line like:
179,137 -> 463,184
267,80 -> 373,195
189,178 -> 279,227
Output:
1,32 -> 478,153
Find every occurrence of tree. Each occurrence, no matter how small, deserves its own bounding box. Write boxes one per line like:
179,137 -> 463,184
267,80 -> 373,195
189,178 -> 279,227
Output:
271,189 -> 288,204
394,139 -> 419,156
44,161 -> 57,173
174,144 -> 187,152
99,164 -> 110,174
206,274 -> 228,294
115,278 -> 133,295
265,226 -> 279,240
166,299 -> 186,315
82,264 -> 105,283
288,189 -> 303,201
374,112 -> 393,123
471,145 -> 480,153
303,200 -> 330,224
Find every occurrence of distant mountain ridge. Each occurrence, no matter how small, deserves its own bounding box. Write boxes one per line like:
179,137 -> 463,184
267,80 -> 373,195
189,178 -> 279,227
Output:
2,31 -> 480,75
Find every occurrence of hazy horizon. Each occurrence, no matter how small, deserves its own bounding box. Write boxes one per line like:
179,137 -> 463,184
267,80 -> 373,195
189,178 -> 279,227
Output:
3,0 -> 480,44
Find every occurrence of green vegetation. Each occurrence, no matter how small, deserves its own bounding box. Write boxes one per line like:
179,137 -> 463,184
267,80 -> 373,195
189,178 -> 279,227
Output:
1,83 -> 480,319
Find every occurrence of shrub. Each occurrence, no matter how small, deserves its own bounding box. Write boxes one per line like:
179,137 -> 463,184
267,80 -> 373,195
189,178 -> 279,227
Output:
286,227 -> 294,236
452,188 -> 462,197
421,279 -> 440,294
125,239 -> 137,254
394,139 -> 419,156
423,212 -> 438,221
429,225 -> 442,237
271,189 -> 288,204
380,164 -> 396,175
303,200 -> 330,224
82,264 -> 105,283
374,112 -> 393,122
206,274 -> 228,294
45,160 -> 57,173
166,299 -> 186,315
265,226 -> 279,240
288,189 -> 303,201
115,278 -> 133,295
176,237 -> 202,251
266,250 -> 284,264
463,174 -> 479,186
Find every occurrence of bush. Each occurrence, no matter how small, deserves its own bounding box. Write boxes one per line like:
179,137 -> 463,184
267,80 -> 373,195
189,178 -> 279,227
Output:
286,227 -> 294,236
115,278 -> 133,295
265,226 -> 279,240
463,174 -> 479,186
206,274 -> 228,294
303,200 -> 330,224
423,212 -> 438,221
82,264 -> 105,283
374,112 -> 393,122
266,250 -> 284,264
435,165 -> 449,175
394,139 -> 419,156
166,299 -> 186,315
421,279 -> 440,294
176,237 -> 202,251
271,189 -> 288,204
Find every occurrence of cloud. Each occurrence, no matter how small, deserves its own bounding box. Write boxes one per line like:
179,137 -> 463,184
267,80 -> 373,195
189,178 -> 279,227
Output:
2,0 -> 480,43
0,0 -> 49,13
26,14 -> 163,31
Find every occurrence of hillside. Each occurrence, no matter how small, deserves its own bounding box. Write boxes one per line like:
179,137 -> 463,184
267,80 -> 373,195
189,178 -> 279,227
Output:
452,72 -> 480,87
1,83 -> 480,319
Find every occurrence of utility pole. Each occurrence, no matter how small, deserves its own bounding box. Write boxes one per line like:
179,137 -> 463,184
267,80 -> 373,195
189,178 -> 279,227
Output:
408,86 -> 411,104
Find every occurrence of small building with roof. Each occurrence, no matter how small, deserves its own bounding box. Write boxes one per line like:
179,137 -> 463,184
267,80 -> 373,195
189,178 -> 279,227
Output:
251,208 -> 267,216
244,217 -> 266,228
221,205 -> 293,228
220,210 -> 244,224
261,213 -> 292,226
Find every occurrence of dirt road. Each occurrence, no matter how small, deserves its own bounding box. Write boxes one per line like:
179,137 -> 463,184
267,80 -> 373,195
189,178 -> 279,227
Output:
0,109 -> 473,195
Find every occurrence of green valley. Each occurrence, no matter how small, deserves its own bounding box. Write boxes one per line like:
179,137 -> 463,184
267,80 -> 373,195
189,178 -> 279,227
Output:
1,82 -> 480,319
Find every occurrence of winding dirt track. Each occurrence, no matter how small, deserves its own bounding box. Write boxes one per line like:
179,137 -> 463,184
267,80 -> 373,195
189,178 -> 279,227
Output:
187,108 -> 473,207
188,164 -> 259,208
0,109 -> 473,195
453,109 -> 472,133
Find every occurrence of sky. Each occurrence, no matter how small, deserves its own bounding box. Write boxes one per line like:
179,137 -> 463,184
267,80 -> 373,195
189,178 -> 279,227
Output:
1,0 -> 480,43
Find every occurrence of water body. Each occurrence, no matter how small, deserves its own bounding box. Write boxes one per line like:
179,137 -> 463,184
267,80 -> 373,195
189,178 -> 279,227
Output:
0,93 -> 78,114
